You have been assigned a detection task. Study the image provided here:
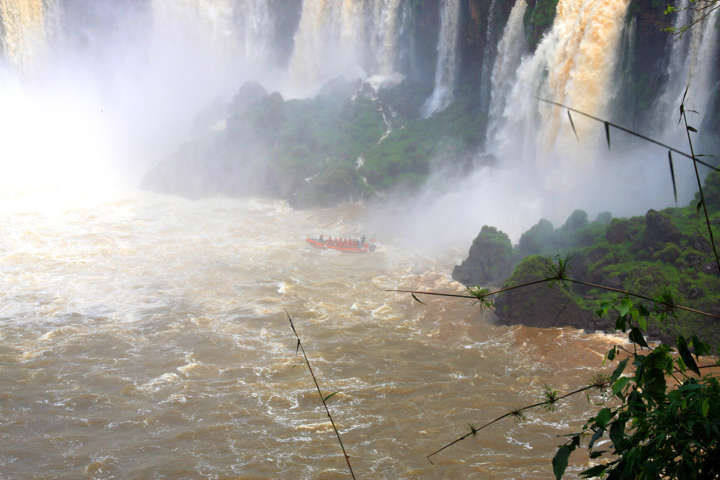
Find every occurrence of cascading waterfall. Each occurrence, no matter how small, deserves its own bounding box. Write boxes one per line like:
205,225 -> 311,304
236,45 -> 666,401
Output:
478,0 -> 498,112
490,0 -> 631,162
370,0 -> 404,75
677,3 -> 719,132
421,0 -> 460,118
236,0 -> 274,66
152,0 -> 238,53
486,0 -> 527,145
654,0 -> 691,128
288,0 -> 407,96
287,0 -> 365,94
0,0 -> 47,69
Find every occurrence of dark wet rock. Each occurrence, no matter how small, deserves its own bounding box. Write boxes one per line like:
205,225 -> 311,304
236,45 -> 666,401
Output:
642,209 -> 682,246
493,256 -> 604,331
452,226 -> 513,286
229,81 -> 268,115
606,218 -> 637,244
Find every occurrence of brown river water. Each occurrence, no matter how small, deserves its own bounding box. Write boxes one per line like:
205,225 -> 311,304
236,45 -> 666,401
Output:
0,190 -> 622,479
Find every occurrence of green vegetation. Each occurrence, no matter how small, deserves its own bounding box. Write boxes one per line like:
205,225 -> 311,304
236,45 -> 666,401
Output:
476,174 -> 720,346
553,300 -> 720,479
524,0 -> 560,50
144,79 -> 487,207
453,208 -> 613,286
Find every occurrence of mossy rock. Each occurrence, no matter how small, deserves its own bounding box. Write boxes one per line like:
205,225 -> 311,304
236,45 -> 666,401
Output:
494,256 -> 606,331
452,226 -> 513,286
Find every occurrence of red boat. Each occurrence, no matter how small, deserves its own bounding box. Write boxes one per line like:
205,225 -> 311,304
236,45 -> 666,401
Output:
306,237 -> 376,253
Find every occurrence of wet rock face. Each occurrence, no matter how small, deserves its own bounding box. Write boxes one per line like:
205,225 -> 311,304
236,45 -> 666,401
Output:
492,256 -> 604,331
452,225 -> 513,286
641,209 -> 683,246
606,218 -> 637,244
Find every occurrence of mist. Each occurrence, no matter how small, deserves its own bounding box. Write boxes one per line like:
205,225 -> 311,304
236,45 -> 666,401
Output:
1,0 -> 717,253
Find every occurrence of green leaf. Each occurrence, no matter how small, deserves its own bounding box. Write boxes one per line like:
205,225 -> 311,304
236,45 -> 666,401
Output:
607,346 -> 616,361
604,121 -> 611,150
589,428 -> 605,449
323,391 -> 339,403
637,314 -> 648,331
553,445 -> 572,479
702,398 -> 710,417
668,150 -> 678,204
596,408 -> 613,428
567,110 -> 579,141
691,335 -> 710,356
618,297 -> 632,317
609,420 -> 626,450
615,315 -> 627,332
612,377 -> 630,398
629,327 -> 649,348
611,358 -> 628,383
581,464 -> 608,477
677,336 -> 700,376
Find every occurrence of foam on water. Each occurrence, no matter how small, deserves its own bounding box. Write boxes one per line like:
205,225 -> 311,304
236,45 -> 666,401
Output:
0,190 -> 629,478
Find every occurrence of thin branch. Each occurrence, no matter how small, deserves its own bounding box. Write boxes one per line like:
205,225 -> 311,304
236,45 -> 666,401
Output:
390,276 -> 720,320
386,277 -> 554,300
563,278 -> 720,319
426,383 -> 606,463
671,2 -> 720,35
680,95 -> 720,275
536,97 -> 720,172
286,311 -> 357,479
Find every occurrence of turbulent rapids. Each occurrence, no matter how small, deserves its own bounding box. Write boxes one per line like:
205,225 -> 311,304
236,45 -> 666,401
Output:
0,191 -> 623,478
1,0 -> 719,477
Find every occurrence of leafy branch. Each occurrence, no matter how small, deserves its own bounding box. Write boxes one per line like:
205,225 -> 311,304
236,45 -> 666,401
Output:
387,270 -> 720,320
678,86 -> 720,275
286,311 -> 357,479
537,96 -> 720,275
425,381 -> 608,463
664,0 -> 720,35
535,97 -> 719,172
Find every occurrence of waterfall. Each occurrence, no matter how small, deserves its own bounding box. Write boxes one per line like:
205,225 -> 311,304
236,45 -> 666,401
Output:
681,3 -> 719,131
287,0 -> 364,94
421,0 -> 460,118
655,0 -> 719,139
486,0 -> 527,145
654,0 -> 692,133
490,0 -> 631,161
236,0 -> 274,66
152,0 -> 237,51
478,0 -> 498,112
288,0 -> 407,96
0,0 -> 47,69
370,0 -> 404,75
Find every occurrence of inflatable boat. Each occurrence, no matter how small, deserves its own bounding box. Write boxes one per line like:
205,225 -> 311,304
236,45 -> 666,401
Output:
306,238 -> 376,253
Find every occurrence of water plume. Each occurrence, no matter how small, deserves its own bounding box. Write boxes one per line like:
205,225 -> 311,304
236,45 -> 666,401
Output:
421,0 -> 460,118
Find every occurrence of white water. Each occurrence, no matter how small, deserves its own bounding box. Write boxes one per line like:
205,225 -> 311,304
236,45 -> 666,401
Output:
421,0 -> 461,118
490,0 -> 630,164
0,0 -> 47,70
486,0 -> 528,146
0,188 -> 622,479
287,0 -> 407,97
655,1 -> 719,141
478,0 -> 499,112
